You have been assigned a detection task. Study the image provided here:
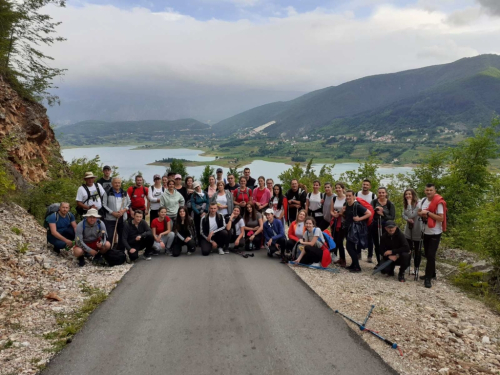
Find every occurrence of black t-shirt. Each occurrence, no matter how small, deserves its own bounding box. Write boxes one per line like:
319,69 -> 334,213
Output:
285,188 -> 306,222
343,202 -> 367,227
97,177 -> 112,192
247,177 -> 256,190
176,186 -> 187,202
225,183 -> 240,192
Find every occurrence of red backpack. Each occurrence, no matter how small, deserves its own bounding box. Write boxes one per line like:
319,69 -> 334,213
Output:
356,197 -> 374,226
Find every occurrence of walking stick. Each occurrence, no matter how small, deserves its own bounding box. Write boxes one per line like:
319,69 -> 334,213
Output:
112,197 -> 126,249
362,305 -> 375,330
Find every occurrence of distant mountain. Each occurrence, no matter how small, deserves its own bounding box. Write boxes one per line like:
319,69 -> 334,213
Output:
47,88 -> 305,126
213,54 -> 500,137
55,119 -> 209,146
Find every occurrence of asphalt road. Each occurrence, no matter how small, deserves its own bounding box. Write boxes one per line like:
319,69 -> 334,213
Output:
43,250 -> 395,375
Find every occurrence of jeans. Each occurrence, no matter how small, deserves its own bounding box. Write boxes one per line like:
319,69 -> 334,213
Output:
153,232 -> 176,251
346,239 -> 360,269
423,233 -> 441,278
47,227 -> 75,253
172,237 -> 196,257
200,230 -> 230,256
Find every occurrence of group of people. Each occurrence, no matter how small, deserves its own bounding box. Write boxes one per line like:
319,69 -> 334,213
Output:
46,165 -> 447,288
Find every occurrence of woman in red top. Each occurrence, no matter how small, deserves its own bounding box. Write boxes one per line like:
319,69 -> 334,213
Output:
233,176 -> 253,211
151,207 -> 175,254
253,176 -> 271,213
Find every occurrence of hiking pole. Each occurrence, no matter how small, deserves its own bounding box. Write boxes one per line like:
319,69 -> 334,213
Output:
361,305 -> 375,330
289,261 -> 340,273
335,310 -> 398,349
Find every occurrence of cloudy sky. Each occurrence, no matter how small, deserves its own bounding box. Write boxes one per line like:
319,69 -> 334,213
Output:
44,0 -> 500,122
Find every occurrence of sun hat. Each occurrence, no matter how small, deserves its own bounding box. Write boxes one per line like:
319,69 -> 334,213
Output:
264,208 -> 274,215
153,174 -> 161,180
83,208 -> 101,218
193,181 -> 201,189
385,220 -> 397,228
175,174 -> 182,179
84,172 -> 96,179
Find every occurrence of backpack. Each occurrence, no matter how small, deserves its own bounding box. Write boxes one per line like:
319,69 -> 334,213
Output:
76,184 -> 104,216
355,197 -> 374,226
83,219 -> 106,242
236,187 -> 250,202
43,204 -> 61,230
103,249 -> 126,267
307,192 -> 325,211
322,230 -> 336,250
129,186 -> 147,210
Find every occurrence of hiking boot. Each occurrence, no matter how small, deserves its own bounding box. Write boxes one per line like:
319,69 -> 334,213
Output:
143,254 -> 152,261
398,272 -> 406,282
218,248 -> 225,255
424,278 -> 432,288
78,256 -> 85,267
339,259 -> 347,268
367,256 -> 373,263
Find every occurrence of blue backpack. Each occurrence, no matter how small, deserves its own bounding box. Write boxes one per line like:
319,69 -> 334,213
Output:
322,231 -> 336,251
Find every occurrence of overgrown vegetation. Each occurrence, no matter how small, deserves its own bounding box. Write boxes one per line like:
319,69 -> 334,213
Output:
165,158 -> 188,178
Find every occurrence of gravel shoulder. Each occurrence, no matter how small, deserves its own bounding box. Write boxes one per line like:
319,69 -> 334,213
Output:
291,251 -> 500,375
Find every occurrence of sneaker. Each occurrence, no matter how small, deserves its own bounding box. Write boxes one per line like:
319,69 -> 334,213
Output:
349,267 -> 361,273
266,246 -> 272,258
398,273 -> 406,282
339,259 -> 347,268
151,249 -> 160,256
311,262 -> 321,267
218,248 -> 225,255
187,252 -> 193,255
331,253 -> 338,263
367,256 -> 373,263
143,254 -> 152,261
224,248 -> 229,254
424,278 -> 432,288
346,264 -> 355,270
78,256 -> 85,267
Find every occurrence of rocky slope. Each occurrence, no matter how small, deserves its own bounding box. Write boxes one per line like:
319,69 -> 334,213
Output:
0,75 -> 63,185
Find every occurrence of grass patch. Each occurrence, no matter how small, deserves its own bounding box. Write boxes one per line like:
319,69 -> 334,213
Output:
11,227 -> 22,235
449,263 -> 500,314
43,287 -> 108,353
1,339 -> 14,351
17,243 -> 28,254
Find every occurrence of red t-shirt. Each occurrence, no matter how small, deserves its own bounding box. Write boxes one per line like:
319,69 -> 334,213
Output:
127,185 -> 149,211
233,187 -> 252,203
151,217 -> 171,234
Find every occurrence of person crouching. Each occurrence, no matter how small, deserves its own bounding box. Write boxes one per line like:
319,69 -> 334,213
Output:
73,208 -> 111,267
200,202 -> 230,256
379,220 -> 410,282
122,210 -> 155,261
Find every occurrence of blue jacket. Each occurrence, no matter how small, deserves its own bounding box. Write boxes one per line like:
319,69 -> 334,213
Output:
263,218 -> 285,244
191,192 -> 209,215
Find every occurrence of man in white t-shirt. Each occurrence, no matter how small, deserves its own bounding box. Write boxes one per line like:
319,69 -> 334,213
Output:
417,183 -> 447,289
355,179 -> 377,262
76,172 -> 105,215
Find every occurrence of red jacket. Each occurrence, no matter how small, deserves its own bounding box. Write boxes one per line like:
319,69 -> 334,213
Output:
427,194 -> 447,232
288,220 -> 305,242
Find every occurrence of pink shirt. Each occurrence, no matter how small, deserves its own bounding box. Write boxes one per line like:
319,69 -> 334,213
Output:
253,187 -> 271,206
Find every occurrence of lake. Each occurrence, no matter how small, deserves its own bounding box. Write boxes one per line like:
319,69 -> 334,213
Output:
61,146 -> 412,184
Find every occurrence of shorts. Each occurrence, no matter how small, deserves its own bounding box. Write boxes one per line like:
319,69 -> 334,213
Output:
85,240 -> 100,250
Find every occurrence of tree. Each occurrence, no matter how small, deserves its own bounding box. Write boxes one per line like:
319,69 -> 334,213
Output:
166,159 -> 187,178
278,159 -> 336,192
339,156 -> 383,190
227,164 -> 241,181
199,165 -> 214,189
0,0 -> 66,104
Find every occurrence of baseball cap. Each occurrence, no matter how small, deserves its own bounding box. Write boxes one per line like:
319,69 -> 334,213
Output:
264,208 -> 274,215
175,174 -> 182,179
103,165 -> 111,171
385,220 -> 397,228
153,174 -> 161,180
216,168 -> 223,173
193,181 -> 201,189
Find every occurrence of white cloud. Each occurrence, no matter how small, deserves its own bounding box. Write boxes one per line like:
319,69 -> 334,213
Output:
44,3 -> 500,94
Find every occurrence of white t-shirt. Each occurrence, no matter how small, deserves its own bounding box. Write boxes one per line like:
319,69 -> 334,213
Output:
209,215 -> 218,233
295,222 -> 305,239
333,196 -> 346,212
356,191 -> 376,204
418,198 -> 444,235
233,218 -> 245,236
216,193 -> 228,215
304,228 -> 325,248
272,197 -> 283,218
148,185 -> 165,211
308,192 -> 323,214
76,183 -> 104,210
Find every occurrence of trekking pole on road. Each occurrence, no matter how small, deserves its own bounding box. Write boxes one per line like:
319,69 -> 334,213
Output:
362,305 -> 375,330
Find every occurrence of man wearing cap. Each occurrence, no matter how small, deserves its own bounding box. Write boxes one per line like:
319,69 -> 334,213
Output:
97,166 -> 113,192
379,220 -> 410,282
73,208 -> 111,267
76,172 -> 105,216
263,208 -> 286,258
127,175 -> 149,219
122,210 -> 155,261
200,202 -> 230,255
216,168 -> 227,185
148,174 -> 165,223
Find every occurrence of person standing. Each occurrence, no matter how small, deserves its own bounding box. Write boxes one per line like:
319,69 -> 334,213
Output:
200,203 -> 230,256
402,188 -> 423,273
191,181 -> 209,241
371,187 -> 396,268
127,175 -> 149,218
331,182 -> 347,267
379,221 -> 411,282
305,180 -> 326,230
160,179 -> 185,223
285,179 -> 306,225
121,210 -> 155,261
224,174 -> 240,192
148,174 -> 165,223
243,168 -> 256,190
76,172 -> 105,216
174,174 -> 187,201
151,207 -> 175,255
210,181 -> 234,217
417,183 -> 447,288
215,168 -> 227,185
342,190 -> 371,273
263,208 -> 286,259
266,178 -> 274,192
162,175 -> 169,190
184,176 -> 195,214
322,182 -> 336,231
205,175 -> 217,199
172,207 -> 197,256
97,165 -> 113,192
102,177 -> 130,247
253,176 -> 271,213
233,176 -> 253,211
46,202 -> 77,254
73,208 -> 111,267
243,202 -> 264,250
355,179 -> 377,262
269,184 -> 286,224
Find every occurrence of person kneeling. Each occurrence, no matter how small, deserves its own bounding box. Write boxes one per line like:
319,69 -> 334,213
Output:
73,208 -> 111,267
200,203 -> 230,256
263,208 -> 286,260
294,217 -> 324,267
379,220 -> 410,282
151,206 -> 175,255
122,210 -> 155,261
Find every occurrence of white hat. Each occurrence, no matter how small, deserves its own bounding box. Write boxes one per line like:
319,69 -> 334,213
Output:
84,172 -> 96,179
264,208 -> 274,215
83,208 -> 101,218
193,181 -> 201,189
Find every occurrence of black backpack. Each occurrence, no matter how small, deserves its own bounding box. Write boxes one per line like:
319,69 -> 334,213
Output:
103,249 -> 126,267
76,184 -> 104,216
